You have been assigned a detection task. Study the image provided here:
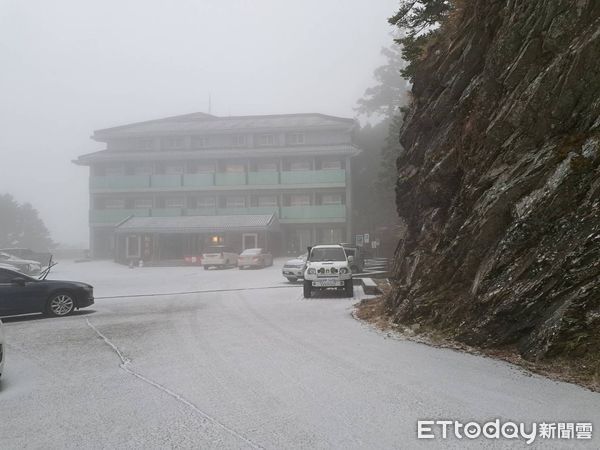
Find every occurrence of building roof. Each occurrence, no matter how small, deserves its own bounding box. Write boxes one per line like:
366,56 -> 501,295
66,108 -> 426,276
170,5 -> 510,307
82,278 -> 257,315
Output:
115,214 -> 280,234
73,144 -> 360,165
93,113 -> 355,141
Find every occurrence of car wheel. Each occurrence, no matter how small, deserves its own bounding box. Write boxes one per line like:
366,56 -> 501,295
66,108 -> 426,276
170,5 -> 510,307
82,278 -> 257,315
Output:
204,266 -> 209,270
286,277 -> 297,283
47,292 -> 76,317
344,280 -> 354,297
303,280 -> 312,298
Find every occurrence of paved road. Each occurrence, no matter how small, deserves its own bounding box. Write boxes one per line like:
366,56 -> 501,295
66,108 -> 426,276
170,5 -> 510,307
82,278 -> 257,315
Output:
1,261 -> 598,449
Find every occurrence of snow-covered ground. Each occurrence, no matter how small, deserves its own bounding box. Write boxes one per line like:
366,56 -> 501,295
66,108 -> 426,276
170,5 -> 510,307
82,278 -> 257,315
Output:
44,258 -> 299,298
1,259 -> 599,449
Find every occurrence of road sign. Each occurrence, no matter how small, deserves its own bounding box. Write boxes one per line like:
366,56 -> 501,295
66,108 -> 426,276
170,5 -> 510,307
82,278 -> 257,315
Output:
355,234 -> 364,247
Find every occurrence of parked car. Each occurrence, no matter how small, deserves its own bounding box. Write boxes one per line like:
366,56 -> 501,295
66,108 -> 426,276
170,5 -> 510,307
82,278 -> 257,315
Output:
0,319 -> 4,378
339,244 -> 364,273
303,245 -> 353,298
238,248 -> 273,269
0,248 -> 52,266
202,246 -> 239,270
0,267 -> 94,317
0,252 -> 42,275
282,253 -> 307,282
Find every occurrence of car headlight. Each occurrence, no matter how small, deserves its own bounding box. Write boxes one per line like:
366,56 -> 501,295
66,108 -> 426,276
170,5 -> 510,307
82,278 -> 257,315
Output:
307,268 -> 316,275
339,267 -> 349,274
330,267 -> 338,274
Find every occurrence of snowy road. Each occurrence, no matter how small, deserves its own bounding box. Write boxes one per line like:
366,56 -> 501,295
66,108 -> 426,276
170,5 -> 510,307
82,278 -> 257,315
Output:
1,260 -> 598,449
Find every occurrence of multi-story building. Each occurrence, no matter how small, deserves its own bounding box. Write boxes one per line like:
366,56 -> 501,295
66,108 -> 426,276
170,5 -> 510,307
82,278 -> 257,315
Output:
74,112 -> 360,262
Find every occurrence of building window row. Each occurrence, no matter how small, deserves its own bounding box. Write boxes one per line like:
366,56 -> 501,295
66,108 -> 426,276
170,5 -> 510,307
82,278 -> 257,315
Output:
93,159 -> 343,176
95,193 -> 344,210
120,132 -> 312,151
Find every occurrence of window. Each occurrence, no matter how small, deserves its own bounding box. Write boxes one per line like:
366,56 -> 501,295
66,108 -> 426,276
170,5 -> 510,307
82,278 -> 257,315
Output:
309,247 -> 346,262
257,134 -> 276,146
290,195 -> 310,206
105,166 -> 125,176
133,164 -> 153,175
194,163 -> 215,173
137,138 -> 154,150
321,194 -> 342,205
165,197 -> 185,208
288,132 -> 305,145
0,268 -> 21,283
163,136 -> 185,149
196,196 -> 216,208
257,196 -> 278,207
321,160 -> 342,170
192,136 -> 209,148
289,161 -> 311,171
165,164 -> 184,175
104,198 -> 125,209
225,163 -> 245,173
225,196 -> 246,208
256,161 -> 278,172
134,198 -> 153,209
231,135 -> 246,147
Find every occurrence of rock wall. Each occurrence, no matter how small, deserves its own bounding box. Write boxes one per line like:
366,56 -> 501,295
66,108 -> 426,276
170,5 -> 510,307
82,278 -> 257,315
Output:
390,0 -> 600,360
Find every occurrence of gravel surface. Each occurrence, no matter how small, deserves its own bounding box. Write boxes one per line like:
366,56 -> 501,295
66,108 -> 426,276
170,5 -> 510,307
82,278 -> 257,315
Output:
1,260 -> 598,449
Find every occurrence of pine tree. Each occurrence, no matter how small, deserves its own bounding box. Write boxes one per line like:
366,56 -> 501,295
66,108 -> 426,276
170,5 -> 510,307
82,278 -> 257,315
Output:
0,194 -> 54,250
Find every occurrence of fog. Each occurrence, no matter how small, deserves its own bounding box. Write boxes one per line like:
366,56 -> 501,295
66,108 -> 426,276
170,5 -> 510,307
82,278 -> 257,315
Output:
0,0 -> 396,247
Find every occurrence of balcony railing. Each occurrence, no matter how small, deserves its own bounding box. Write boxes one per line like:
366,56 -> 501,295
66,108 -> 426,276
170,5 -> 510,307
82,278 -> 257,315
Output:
280,205 -> 346,220
215,173 -> 247,186
150,174 -> 181,188
89,205 -> 346,224
90,175 -> 150,190
217,207 -> 280,216
89,208 -> 150,224
183,173 -> 214,187
248,172 -> 279,185
151,208 -> 184,217
280,170 -> 345,185
185,208 -> 217,216
90,169 -> 345,191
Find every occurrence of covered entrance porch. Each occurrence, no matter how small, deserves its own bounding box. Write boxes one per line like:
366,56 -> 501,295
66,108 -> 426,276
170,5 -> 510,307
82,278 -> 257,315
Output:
113,214 -> 281,265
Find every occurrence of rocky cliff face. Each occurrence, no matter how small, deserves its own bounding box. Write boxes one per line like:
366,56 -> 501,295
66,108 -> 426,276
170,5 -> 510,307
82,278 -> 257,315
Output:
389,0 -> 600,362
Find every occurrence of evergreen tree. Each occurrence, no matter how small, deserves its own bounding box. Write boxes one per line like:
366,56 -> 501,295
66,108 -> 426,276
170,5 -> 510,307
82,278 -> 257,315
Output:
0,194 -> 54,250
356,45 -> 408,119
388,0 -> 453,80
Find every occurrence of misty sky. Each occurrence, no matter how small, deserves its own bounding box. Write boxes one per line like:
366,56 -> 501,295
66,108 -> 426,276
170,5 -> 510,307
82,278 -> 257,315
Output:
0,0 -> 398,247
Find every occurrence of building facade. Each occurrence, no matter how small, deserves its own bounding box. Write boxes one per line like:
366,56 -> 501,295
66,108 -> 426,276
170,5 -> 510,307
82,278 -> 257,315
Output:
75,112 -> 360,262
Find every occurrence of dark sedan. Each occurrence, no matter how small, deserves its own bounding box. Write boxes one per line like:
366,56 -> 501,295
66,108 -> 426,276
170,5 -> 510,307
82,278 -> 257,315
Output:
0,268 -> 94,317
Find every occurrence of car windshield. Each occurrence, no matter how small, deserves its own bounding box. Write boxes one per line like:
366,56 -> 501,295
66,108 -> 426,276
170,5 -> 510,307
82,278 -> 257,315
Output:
309,247 -> 346,262
0,269 -> 36,282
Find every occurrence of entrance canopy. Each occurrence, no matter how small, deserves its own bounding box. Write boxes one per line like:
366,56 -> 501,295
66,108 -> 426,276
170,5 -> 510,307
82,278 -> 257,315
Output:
115,214 -> 280,234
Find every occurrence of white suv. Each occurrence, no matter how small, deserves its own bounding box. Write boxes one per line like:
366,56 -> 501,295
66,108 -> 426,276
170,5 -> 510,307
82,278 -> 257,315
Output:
202,246 -> 239,270
303,245 -> 354,298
